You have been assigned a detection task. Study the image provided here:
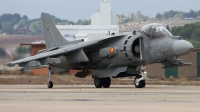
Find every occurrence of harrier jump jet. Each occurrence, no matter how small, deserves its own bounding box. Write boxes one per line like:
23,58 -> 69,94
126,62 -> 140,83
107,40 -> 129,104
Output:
6,13 -> 194,88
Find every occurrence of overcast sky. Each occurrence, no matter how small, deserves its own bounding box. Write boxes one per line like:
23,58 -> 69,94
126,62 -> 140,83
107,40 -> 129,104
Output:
0,0 -> 199,21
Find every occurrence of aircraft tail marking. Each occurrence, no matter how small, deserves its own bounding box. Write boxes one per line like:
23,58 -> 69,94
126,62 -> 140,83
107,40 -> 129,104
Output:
41,13 -> 69,49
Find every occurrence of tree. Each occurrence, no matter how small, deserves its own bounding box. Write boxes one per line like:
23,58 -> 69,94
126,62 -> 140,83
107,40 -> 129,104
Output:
116,14 -> 120,19
166,25 -> 170,31
0,14 -> 13,22
77,19 -> 82,25
29,21 -> 42,33
11,18 -> 18,25
171,26 -> 182,36
168,10 -> 178,18
177,27 -> 192,39
197,10 -> 200,17
16,46 -> 30,54
120,14 -> 126,18
0,47 -> 6,57
22,15 -> 28,21
163,11 -> 169,19
0,23 -> 2,30
142,17 -> 147,22
12,13 -> 21,23
188,9 -> 197,18
16,19 -> 29,29
162,10 -> 179,19
76,19 -> 91,25
174,13 -> 184,19
68,21 -> 75,25
28,46 -> 31,53
2,22 -> 15,34
191,28 -> 200,39
155,13 -> 162,20
16,46 -> 23,53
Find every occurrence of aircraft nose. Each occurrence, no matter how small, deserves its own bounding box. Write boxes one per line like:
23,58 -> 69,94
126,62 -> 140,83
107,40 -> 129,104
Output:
173,40 -> 194,56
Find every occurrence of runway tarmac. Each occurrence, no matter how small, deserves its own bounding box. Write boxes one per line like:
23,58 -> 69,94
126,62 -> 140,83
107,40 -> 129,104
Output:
0,85 -> 200,112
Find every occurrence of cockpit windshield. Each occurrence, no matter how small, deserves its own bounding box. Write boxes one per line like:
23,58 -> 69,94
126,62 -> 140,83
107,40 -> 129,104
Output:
152,26 -> 173,38
141,23 -> 173,38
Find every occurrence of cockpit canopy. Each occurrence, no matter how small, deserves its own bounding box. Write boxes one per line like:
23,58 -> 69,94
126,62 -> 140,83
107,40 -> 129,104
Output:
141,23 -> 173,38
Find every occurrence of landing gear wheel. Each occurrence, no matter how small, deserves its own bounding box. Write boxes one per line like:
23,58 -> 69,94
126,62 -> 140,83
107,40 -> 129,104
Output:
103,77 -> 111,88
141,80 -> 146,88
94,78 -> 103,88
47,81 -> 53,88
134,76 -> 146,88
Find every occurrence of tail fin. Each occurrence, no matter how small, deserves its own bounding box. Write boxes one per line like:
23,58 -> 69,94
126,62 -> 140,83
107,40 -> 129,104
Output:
41,13 -> 69,49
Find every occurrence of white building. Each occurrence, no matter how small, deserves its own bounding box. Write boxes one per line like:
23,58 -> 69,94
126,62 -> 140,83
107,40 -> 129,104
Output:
91,0 -> 118,25
56,0 -> 119,41
56,25 -> 119,41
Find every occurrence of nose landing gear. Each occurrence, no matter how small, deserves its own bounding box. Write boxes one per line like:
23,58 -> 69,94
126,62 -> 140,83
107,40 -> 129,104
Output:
134,75 -> 146,88
134,65 -> 148,88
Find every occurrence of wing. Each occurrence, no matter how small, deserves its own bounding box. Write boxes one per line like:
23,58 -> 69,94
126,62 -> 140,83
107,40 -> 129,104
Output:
6,34 -> 126,67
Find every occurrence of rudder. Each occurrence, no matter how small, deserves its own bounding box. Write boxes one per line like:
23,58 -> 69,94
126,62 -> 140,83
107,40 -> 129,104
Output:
41,13 -> 69,49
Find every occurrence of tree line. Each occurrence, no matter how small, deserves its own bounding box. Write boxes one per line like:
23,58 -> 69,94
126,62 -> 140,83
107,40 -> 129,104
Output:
171,22 -> 200,48
0,13 -> 29,34
0,47 -> 6,58
0,13 -> 91,35
1,10 -> 200,35
118,11 -> 150,24
16,46 -> 31,54
119,10 -> 200,24
0,46 -> 31,57
156,10 -> 200,20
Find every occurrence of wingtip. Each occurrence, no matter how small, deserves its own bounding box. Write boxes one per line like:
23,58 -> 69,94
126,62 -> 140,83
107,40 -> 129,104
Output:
4,63 -> 9,67
5,63 -> 15,67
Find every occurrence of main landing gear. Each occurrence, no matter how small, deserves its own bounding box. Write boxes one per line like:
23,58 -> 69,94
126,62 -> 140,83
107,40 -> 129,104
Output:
134,65 -> 147,88
94,77 -> 111,88
47,68 -> 53,88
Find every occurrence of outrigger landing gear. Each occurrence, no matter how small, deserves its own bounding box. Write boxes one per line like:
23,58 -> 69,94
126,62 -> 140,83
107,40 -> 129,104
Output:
47,68 -> 53,88
134,65 -> 147,88
94,77 -> 111,88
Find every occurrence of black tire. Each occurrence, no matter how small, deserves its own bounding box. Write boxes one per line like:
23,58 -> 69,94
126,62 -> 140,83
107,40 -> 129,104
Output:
94,78 -> 103,88
47,81 -> 53,88
134,76 -> 145,88
103,77 -> 111,88
141,80 -> 146,88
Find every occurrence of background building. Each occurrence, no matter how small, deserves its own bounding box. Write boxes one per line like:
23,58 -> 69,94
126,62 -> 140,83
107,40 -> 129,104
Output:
56,0 -> 119,41
20,42 -> 48,75
56,25 -> 119,41
91,0 -> 118,25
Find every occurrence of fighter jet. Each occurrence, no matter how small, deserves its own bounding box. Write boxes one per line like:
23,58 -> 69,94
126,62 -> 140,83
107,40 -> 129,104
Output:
5,13 -> 194,88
